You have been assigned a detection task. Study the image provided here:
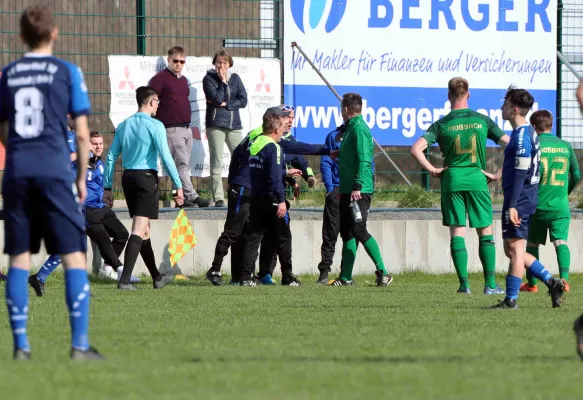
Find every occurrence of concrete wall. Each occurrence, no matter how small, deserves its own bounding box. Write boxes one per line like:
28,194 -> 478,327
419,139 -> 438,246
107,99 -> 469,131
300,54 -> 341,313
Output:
0,218 -> 581,277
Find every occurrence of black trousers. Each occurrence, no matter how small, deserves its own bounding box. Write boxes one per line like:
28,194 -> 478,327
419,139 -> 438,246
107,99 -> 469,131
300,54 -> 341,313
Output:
211,185 -> 251,281
317,187 -> 341,273
85,206 -> 129,268
241,196 -> 293,282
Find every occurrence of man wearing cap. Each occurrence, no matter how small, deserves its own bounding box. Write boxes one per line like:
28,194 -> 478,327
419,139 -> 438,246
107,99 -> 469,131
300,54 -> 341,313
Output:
207,106 -> 330,285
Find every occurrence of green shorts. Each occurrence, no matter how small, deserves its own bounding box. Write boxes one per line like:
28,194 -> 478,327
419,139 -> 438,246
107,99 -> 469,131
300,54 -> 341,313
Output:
527,209 -> 570,244
441,191 -> 492,229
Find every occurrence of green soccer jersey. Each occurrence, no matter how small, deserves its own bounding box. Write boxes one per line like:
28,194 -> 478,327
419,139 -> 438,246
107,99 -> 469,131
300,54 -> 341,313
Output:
339,115 -> 374,194
536,133 -> 580,214
422,109 -> 505,192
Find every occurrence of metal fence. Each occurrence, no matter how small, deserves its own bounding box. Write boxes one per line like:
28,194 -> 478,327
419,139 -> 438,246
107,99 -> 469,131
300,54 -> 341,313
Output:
1,1 -> 583,194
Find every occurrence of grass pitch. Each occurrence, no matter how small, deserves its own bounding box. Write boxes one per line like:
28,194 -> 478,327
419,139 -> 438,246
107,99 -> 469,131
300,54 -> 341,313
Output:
0,272 -> 580,399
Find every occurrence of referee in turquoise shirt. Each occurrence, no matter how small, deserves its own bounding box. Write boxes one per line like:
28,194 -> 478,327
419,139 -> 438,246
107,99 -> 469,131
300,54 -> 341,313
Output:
103,86 -> 184,290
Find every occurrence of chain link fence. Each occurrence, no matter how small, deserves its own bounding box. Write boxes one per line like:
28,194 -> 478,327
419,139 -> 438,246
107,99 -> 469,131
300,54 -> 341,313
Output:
1,1 -> 582,199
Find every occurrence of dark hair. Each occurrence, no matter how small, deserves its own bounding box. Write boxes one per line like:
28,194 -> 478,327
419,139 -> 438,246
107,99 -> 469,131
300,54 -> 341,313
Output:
212,50 -> 234,67
448,77 -> 469,99
505,88 -> 535,116
341,93 -> 363,114
168,46 -> 185,58
136,86 -> 158,106
262,114 -> 282,134
530,110 -> 553,133
90,131 -> 102,139
20,5 -> 55,49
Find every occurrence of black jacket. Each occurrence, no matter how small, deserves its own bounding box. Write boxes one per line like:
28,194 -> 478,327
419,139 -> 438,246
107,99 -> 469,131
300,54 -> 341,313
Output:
202,69 -> 248,130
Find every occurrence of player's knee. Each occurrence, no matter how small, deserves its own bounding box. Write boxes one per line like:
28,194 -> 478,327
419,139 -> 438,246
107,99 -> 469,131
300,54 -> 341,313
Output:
61,251 -> 87,269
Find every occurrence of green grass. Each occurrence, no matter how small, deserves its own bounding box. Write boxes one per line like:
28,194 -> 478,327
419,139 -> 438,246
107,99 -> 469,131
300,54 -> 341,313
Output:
0,272 -> 581,399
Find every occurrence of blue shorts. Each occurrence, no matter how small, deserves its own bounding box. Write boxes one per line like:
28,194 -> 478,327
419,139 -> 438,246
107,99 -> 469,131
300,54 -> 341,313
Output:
502,197 -> 536,240
3,177 -> 87,255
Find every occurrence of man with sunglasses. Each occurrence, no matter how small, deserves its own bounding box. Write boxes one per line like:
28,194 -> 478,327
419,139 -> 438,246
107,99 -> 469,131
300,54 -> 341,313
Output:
149,46 -> 210,209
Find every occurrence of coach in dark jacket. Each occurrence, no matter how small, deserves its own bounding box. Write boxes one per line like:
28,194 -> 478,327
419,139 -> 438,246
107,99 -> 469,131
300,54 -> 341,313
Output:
202,50 -> 247,208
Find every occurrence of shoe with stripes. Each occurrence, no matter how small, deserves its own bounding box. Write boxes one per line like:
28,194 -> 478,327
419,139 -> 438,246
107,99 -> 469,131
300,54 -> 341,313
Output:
328,278 -> 354,286
240,280 -> 257,287
206,269 -> 223,286
282,275 -> 302,286
376,271 -> 393,287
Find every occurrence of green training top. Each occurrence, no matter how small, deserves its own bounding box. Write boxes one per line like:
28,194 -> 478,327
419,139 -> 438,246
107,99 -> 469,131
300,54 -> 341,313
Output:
339,114 -> 374,194
536,133 -> 580,214
422,108 -> 505,192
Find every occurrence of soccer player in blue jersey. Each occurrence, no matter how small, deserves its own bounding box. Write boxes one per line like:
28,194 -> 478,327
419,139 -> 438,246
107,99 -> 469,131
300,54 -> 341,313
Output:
0,5 -> 103,359
491,88 -> 565,309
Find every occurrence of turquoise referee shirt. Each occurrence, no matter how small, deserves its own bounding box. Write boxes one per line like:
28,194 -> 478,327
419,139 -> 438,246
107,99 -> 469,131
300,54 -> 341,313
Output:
103,112 -> 182,189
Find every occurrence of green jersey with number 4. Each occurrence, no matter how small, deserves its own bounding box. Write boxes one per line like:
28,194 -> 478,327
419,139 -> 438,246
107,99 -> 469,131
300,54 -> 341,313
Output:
537,133 -> 580,215
422,109 -> 505,192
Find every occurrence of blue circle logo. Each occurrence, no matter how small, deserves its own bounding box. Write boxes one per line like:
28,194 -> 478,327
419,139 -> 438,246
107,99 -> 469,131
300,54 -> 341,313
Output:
290,0 -> 348,33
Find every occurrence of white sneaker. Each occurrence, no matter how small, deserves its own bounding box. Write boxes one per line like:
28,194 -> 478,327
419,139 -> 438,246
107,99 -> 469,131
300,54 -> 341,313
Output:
116,266 -> 141,283
98,265 -> 118,281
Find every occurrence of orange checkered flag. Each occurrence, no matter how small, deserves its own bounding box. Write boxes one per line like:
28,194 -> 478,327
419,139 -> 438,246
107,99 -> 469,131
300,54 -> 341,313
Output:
168,209 -> 197,267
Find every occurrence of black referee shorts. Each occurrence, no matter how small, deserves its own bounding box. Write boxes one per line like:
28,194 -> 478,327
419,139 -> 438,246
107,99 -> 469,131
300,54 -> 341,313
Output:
121,169 -> 159,219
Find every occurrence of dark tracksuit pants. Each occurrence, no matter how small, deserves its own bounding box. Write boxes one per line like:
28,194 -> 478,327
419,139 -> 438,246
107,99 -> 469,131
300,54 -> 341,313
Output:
241,196 -> 293,282
85,206 -> 129,268
211,184 -> 252,282
317,187 -> 341,274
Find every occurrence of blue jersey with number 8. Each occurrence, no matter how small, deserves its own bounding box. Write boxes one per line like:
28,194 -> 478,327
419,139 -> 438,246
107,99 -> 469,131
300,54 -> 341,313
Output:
0,53 -> 91,180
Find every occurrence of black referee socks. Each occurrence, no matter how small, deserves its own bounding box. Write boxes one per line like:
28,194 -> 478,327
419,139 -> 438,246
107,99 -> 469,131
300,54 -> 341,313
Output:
121,234 -> 142,284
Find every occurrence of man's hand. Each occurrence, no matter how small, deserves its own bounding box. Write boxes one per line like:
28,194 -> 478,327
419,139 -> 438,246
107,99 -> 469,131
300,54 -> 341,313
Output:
509,207 -> 522,227
350,190 -> 361,201
329,150 -> 340,160
276,202 -> 287,218
286,168 -> 302,177
481,169 -> 502,184
76,178 -> 87,205
220,102 -> 227,107
173,188 -> 184,206
292,183 -> 301,199
430,166 -> 447,178
218,68 -> 228,83
103,189 -> 114,208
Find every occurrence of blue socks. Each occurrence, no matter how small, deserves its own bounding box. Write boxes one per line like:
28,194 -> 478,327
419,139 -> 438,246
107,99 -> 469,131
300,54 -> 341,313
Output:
527,260 -> 553,286
37,254 -> 62,283
505,275 -> 522,300
5,268 -> 30,351
65,269 -> 91,351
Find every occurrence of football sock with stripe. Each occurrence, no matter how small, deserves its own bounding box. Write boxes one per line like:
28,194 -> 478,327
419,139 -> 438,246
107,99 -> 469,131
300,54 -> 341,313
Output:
65,269 -> 90,351
37,254 -> 62,283
451,236 -> 469,290
5,267 -> 30,351
527,260 -> 553,288
556,244 -> 570,281
479,235 -> 496,289
525,246 -> 539,286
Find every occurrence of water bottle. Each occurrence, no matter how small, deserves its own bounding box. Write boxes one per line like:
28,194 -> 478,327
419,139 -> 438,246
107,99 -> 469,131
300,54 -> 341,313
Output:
350,200 -> 362,223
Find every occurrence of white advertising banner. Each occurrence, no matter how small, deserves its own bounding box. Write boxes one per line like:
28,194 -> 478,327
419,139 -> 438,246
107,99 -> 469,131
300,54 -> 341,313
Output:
108,55 -> 281,177
284,0 -> 557,145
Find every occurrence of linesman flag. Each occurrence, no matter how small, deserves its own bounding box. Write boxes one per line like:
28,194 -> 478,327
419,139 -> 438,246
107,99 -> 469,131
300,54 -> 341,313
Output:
168,209 -> 197,267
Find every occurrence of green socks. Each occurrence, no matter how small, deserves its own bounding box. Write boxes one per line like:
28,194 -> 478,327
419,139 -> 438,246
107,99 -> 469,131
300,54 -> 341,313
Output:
363,237 -> 387,275
340,239 -> 357,281
556,244 -> 570,281
451,236 -> 468,290
525,246 -> 539,286
478,235 -> 497,289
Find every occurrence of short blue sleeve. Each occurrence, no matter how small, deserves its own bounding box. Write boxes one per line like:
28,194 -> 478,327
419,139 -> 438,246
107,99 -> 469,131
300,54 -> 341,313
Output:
65,62 -> 91,118
515,126 -> 532,159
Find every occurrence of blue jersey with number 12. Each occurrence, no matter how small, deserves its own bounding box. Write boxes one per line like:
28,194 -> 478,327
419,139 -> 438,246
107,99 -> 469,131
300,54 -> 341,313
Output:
0,53 -> 91,180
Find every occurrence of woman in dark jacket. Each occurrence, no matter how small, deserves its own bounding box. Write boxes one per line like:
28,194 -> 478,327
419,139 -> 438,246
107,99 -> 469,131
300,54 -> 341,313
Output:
202,50 -> 248,207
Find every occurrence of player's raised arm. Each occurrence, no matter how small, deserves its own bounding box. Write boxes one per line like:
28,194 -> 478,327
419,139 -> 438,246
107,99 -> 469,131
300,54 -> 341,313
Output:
410,124 -> 446,178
